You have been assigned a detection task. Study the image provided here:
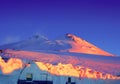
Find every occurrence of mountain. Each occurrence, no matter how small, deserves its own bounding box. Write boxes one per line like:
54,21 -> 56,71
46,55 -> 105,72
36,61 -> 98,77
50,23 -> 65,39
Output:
57,34 -> 114,56
0,33 -> 114,56
0,34 -> 120,84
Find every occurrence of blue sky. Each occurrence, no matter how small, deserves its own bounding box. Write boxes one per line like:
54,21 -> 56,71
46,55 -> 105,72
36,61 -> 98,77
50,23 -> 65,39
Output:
0,0 -> 120,55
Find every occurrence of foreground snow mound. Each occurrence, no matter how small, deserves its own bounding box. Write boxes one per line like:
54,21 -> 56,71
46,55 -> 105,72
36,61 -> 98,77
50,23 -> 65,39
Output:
0,57 -> 23,74
0,34 -> 114,56
1,49 -> 120,79
36,62 -> 120,79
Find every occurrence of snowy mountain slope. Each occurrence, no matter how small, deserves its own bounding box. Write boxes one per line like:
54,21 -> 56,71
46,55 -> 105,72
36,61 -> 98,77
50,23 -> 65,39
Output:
56,34 -> 114,56
0,34 -> 71,52
0,34 -> 114,56
0,33 -> 120,84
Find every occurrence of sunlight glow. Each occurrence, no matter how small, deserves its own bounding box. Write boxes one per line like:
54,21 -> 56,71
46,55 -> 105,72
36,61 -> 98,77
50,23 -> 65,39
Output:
0,58 -> 23,74
35,62 -> 120,80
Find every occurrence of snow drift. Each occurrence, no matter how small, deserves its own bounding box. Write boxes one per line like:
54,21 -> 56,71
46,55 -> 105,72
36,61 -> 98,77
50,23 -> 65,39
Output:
1,49 -> 120,80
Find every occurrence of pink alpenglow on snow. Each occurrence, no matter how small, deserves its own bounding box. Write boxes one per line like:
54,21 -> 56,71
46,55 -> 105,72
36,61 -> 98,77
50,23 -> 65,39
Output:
0,34 -> 114,56
64,34 -> 114,56
0,57 -> 23,74
2,49 -> 120,80
0,34 -> 119,80
36,62 -> 120,79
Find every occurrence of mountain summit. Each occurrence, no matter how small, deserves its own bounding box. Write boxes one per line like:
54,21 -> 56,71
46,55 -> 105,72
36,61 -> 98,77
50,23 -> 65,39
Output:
29,34 -> 48,41
0,33 -> 114,56
58,33 -> 114,56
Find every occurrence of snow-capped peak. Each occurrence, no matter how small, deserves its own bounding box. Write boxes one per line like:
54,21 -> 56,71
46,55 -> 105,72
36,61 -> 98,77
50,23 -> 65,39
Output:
56,33 -> 114,56
29,34 -> 48,41
0,33 -> 114,56
65,33 -> 84,42
57,33 -> 84,42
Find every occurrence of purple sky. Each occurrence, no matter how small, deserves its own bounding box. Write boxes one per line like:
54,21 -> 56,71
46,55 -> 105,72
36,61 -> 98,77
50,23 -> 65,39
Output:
0,0 -> 120,55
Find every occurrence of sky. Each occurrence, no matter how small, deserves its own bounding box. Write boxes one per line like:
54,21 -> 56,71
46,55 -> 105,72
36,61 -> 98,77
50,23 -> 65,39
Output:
0,0 -> 120,55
